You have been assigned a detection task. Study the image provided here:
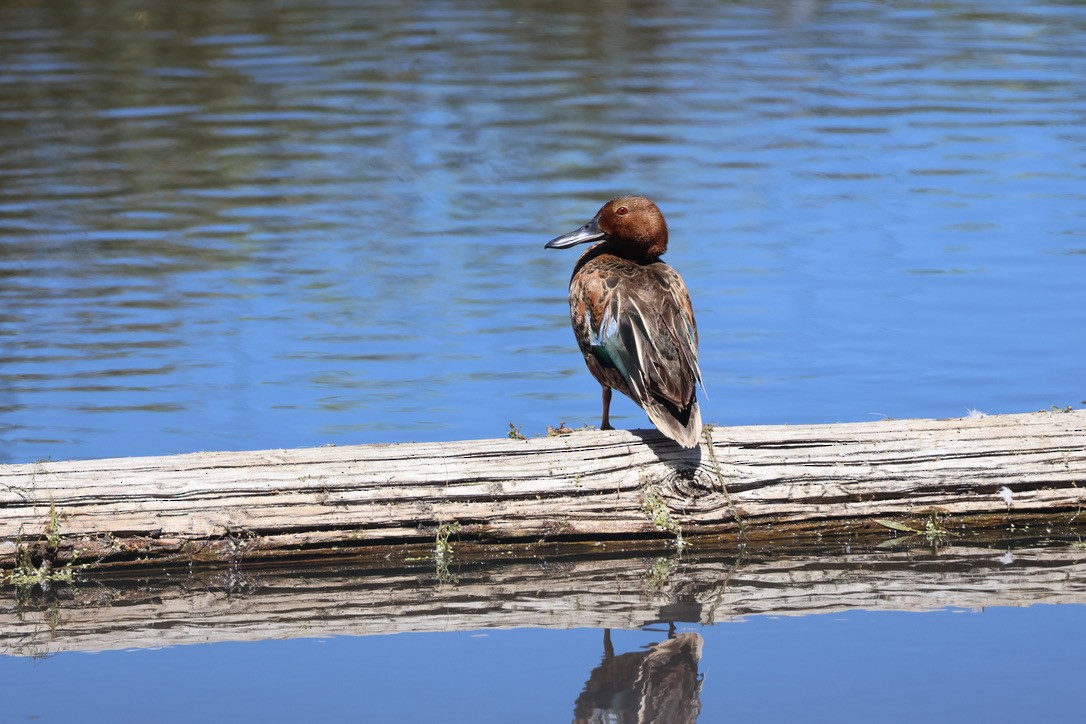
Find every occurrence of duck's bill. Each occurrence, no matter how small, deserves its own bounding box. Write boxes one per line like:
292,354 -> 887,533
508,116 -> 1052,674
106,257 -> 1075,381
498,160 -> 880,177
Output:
545,215 -> 607,249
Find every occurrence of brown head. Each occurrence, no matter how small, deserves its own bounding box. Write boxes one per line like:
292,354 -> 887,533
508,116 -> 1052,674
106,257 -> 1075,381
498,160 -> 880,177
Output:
545,196 -> 669,261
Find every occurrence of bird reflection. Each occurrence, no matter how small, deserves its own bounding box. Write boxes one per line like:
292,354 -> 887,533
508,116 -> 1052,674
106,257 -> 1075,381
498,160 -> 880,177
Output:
573,625 -> 703,724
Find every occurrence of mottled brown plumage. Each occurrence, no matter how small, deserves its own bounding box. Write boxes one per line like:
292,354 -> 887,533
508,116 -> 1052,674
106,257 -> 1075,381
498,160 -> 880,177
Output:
545,196 -> 703,448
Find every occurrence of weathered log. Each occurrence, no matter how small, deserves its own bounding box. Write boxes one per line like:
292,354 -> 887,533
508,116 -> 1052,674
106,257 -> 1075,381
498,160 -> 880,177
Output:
2,543 -> 1084,657
0,410 -> 1083,569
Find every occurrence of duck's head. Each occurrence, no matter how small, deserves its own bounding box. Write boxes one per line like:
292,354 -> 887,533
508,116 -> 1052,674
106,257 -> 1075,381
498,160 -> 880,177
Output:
545,196 -> 668,261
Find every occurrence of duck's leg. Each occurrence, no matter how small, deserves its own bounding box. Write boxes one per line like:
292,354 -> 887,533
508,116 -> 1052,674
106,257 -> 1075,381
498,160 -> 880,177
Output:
600,386 -> 614,430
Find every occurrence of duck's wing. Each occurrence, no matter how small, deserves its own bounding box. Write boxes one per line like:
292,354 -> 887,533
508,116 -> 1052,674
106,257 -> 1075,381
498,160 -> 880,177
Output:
578,261 -> 702,446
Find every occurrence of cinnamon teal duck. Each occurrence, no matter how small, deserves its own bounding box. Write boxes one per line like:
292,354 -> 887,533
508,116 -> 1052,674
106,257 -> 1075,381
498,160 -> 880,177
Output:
546,196 -> 703,448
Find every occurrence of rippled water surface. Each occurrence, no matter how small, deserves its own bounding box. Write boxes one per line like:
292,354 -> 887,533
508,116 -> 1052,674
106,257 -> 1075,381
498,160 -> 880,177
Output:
2,0 -> 1083,463
2,1 -> 1085,721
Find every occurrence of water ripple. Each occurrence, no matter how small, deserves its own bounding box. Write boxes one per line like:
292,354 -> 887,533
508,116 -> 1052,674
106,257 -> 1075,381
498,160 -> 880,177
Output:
0,0 -> 1083,462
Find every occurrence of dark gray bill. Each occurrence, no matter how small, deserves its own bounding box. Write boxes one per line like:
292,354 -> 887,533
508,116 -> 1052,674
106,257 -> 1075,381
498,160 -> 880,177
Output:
544,214 -> 607,249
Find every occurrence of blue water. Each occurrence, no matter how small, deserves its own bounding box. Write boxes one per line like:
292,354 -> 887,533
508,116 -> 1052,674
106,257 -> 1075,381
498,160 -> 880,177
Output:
1,0 -> 1083,463
2,1 -> 1085,721
2,607 -> 1085,723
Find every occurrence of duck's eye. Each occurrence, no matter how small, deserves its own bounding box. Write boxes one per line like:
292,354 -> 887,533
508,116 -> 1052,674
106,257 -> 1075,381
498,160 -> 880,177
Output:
616,206 -> 628,215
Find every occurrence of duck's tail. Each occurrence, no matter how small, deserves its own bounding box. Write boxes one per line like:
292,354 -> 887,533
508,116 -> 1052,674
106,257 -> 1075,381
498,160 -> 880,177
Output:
645,398 -> 702,449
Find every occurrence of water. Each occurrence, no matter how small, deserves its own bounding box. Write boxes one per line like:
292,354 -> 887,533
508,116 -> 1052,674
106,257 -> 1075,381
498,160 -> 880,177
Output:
2,546 -> 1085,722
3,610 -> 1086,723
2,0 -> 1083,463
1,0 -> 1085,720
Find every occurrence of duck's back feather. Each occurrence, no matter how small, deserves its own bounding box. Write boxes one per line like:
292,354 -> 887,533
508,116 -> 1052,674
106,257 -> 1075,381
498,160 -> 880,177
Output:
570,250 -> 702,447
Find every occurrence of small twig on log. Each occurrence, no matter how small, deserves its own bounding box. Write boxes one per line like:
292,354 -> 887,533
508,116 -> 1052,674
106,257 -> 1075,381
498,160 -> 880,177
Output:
702,423 -> 748,544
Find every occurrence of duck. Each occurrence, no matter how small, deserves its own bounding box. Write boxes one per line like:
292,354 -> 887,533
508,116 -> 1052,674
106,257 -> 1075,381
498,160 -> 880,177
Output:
545,196 -> 703,448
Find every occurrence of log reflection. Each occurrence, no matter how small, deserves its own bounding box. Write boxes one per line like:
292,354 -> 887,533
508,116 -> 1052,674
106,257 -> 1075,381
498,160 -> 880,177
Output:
3,543 -> 1085,657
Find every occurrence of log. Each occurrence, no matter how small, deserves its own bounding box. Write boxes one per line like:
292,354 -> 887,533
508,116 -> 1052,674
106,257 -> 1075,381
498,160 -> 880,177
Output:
1,410 -> 1084,570
2,543 -> 1084,657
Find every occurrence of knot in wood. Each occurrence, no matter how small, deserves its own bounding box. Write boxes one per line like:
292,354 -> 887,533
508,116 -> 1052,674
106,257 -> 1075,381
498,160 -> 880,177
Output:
661,466 -> 716,501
